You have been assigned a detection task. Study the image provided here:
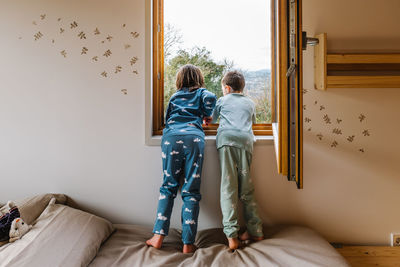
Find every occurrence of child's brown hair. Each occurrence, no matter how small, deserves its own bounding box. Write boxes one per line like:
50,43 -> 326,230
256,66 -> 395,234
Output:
222,71 -> 245,92
175,64 -> 205,91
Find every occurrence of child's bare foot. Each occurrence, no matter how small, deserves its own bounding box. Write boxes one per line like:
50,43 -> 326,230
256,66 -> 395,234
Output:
228,237 -> 240,250
183,244 -> 197,254
239,231 -> 264,242
146,234 -> 165,249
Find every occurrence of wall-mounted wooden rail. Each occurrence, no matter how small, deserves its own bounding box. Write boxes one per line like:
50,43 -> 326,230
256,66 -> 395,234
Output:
314,33 -> 400,90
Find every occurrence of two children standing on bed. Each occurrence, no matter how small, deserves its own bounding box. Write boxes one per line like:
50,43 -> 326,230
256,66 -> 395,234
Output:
146,64 -> 263,253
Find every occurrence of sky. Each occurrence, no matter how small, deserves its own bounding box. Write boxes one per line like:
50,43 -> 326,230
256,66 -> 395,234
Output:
164,0 -> 271,71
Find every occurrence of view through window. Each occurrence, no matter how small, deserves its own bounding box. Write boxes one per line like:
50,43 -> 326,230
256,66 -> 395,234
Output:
163,0 -> 271,123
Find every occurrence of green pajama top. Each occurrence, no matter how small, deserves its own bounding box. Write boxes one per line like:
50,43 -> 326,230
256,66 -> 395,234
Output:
212,93 -> 256,153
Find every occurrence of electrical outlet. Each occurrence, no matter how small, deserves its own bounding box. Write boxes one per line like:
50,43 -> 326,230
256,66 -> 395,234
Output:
391,233 -> 400,247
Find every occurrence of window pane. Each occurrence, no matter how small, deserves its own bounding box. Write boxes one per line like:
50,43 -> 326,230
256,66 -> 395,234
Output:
164,0 -> 271,123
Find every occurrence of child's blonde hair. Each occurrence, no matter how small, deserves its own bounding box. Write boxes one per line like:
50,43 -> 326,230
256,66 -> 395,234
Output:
175,64 -> 205,91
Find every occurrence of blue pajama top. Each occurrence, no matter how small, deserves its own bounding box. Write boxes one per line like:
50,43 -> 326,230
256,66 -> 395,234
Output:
163,88 -> 216,138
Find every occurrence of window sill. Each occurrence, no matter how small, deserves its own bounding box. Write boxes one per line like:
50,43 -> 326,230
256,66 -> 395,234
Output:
145,135 -> 274,146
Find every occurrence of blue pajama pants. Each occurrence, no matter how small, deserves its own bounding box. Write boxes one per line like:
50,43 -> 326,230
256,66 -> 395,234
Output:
152,134 -> 205,244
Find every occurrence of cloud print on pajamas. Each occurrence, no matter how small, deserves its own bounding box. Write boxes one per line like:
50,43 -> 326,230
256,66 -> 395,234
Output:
152,133 -> 207,245
157,213 -> 167,221
193,138 -> 201,142
161,152 -> 166,158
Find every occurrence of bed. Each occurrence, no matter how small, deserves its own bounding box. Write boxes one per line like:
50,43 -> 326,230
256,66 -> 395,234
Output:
0,194 -> 349,267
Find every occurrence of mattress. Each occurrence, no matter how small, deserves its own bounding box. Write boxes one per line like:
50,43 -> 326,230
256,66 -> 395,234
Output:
89,224 -> 350,267
0,194 -> 350,267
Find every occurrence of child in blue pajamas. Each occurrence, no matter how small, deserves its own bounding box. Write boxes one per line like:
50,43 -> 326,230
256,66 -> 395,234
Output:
146,64 -> 216,254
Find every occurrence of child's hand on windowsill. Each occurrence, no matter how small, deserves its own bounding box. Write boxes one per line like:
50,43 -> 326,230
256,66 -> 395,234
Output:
203,116 -> 212,126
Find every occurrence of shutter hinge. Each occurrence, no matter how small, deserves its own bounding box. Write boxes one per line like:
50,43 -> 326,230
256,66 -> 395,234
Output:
157,72 -> 161,80
158,24 -> 161,33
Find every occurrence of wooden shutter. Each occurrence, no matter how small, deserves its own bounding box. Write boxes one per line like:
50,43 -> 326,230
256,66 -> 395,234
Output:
272,0 -> 303,188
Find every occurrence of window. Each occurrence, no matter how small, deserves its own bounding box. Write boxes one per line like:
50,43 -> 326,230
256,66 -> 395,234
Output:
152,0 -> 303,188
152,0 -> 273,136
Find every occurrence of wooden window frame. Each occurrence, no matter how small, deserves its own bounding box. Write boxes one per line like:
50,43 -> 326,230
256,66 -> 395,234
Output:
272,0 -> 303,188
152,0 -> 275,136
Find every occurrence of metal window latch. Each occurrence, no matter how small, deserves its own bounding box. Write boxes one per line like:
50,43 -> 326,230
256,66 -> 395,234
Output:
286,64 -> 296,78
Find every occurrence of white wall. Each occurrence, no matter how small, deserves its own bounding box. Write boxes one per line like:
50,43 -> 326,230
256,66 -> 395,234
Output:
1,0 -> 400,245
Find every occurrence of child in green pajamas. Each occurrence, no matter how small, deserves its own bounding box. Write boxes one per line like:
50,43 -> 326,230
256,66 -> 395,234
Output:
212,71 -> 263,250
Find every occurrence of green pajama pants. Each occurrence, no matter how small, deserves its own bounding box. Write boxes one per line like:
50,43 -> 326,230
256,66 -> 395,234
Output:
218,146 -> 263,238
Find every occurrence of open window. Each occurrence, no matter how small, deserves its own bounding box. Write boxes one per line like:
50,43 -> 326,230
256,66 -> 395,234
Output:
153,0 -> 273,136
153,0 -> 303,188
272,0 -> 303,188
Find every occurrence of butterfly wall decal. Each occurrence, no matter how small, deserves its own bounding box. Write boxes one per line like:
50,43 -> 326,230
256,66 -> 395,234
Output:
331,141 -> 338,148
34,31 -> 43,40
130,31 -> 139,38
78,31 -> 86,39
81,47 -> 88,54
60,50 -> 67,58
332,128 -> 342,135
103,49 -> 112,57
362,130 -> 370,136
70,21 -> 78,29
347,135 -> 355,142
115,65 -> 122,73
323,114 -> 331,124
